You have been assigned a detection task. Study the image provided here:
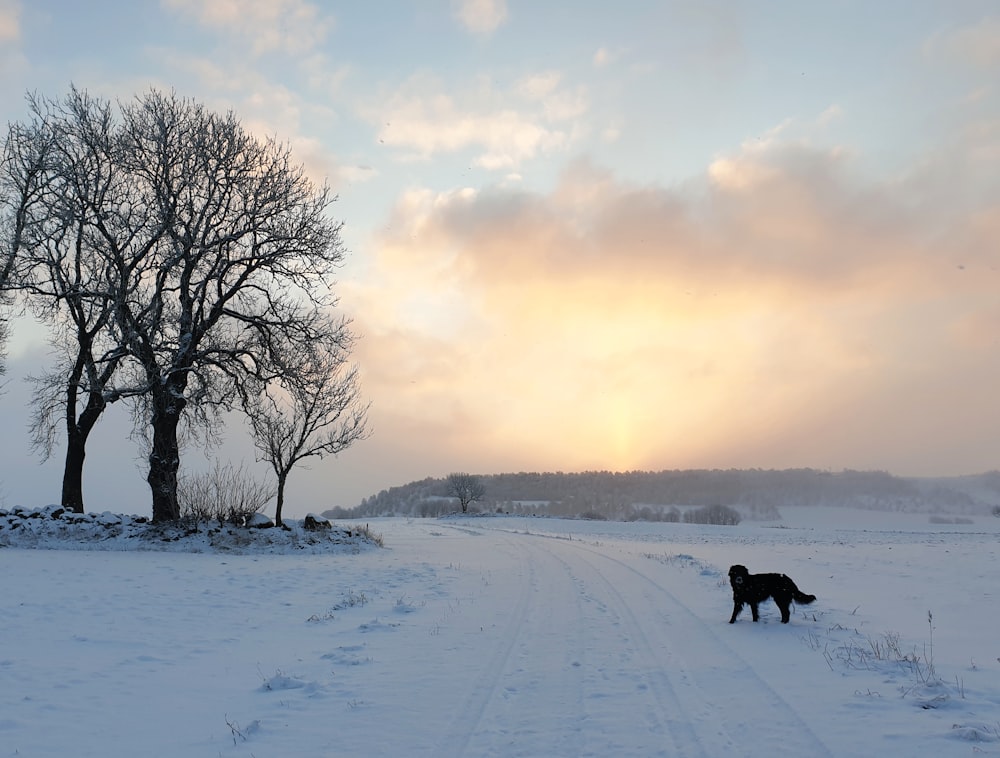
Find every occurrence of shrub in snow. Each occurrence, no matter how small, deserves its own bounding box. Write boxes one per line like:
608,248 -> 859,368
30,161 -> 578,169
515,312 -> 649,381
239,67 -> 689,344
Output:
578,510 -> 607,521
178,461 -> 275,528
683,504 -> 741,526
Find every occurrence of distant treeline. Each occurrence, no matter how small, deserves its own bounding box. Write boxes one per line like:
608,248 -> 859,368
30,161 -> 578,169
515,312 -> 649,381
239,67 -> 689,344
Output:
323,468 -> 1000,521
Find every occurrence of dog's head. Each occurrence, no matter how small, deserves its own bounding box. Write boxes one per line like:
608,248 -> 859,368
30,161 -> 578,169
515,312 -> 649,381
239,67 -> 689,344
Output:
728,564 -> 749,588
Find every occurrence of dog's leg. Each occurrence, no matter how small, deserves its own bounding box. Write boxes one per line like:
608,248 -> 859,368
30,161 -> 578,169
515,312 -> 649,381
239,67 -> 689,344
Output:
777,599 -> 791,623
750,601 -> 760,622
729,600 -> 743,623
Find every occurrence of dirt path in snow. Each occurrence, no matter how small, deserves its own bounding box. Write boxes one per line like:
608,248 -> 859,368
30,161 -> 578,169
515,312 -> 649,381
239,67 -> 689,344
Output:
432,523 -> 832,757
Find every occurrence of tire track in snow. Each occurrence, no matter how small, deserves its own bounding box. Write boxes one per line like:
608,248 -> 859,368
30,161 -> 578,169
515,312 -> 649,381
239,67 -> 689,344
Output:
542,538 -> 720,757
489,543 -> 592,757
435,526 -> 703,756
433,532 -> 537,757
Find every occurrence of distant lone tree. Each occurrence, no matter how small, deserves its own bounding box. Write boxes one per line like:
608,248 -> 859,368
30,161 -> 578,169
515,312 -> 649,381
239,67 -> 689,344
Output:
447,472 -> 485,513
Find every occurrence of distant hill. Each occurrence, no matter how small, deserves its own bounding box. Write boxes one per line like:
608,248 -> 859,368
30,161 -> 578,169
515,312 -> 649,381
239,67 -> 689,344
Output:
323,468 -> 1000,521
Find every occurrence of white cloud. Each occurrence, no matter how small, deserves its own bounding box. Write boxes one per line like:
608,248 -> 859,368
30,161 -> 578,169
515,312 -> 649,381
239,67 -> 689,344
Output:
161,0 -> 332,55
452,0 -> 507,35
516,71 -> 561,101
707,120 -> 793,190
708,154 -> 777,191
925,16 -> 1000,68
366,73 -> 585,169
0,0 -> 20,44
816,104 -> 844,127
338,163 -> 378,186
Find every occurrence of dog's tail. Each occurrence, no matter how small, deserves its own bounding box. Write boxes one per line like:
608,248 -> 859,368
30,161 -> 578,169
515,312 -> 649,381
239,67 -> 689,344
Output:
783,575 -> 816,604
794,591 -> 816,604
792,586 -> 816,605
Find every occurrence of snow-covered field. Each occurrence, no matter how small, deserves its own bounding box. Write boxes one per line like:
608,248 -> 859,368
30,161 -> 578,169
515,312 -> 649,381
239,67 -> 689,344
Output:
3,506 -> 999,757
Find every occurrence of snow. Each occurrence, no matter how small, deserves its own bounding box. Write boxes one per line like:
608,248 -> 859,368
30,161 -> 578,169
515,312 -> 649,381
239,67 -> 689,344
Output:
2,506 -> 999,757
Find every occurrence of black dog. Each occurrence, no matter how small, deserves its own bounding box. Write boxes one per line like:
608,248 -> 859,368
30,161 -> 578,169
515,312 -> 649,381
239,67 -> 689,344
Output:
728,564 -> 815,624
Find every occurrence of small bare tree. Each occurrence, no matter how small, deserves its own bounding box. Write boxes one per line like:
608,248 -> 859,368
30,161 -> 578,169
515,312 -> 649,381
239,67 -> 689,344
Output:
246,328 -> 369,526
447,472 -> 485,513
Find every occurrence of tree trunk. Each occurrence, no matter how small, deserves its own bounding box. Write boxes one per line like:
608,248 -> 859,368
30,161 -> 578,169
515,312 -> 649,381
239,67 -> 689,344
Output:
61,429 -> 87,513
147,395 -> 184,522
61,368 -> 86,514
61,384 -> 108,514
274,471 -> 288,527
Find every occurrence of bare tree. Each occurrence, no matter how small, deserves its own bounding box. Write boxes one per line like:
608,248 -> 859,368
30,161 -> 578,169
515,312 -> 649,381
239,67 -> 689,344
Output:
447,472 -> 486,513
247,324 -> 369,526
113,89 -> 348,522
4,87 -> 350,522
1,89 -> 130,511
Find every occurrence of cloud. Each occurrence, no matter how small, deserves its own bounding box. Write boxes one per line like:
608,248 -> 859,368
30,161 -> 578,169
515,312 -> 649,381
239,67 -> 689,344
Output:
345,136 -> 1000,477
601,124 -> 622,143
925,16 -> 1000,68
816,104 -> 844,128
365,72 -> 586,168
161,0 -> 332,55
0,0 -> 20,44
0,0 -> 25,88
452,0 -> 507,36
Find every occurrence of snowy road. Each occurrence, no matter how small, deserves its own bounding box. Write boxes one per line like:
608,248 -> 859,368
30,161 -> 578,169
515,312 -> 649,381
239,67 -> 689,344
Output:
5,511 -> 997,757
422,523 -> 832,757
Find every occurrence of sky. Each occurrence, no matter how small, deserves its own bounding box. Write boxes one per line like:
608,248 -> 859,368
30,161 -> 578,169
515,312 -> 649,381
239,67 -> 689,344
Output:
1,0 -> 999,515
